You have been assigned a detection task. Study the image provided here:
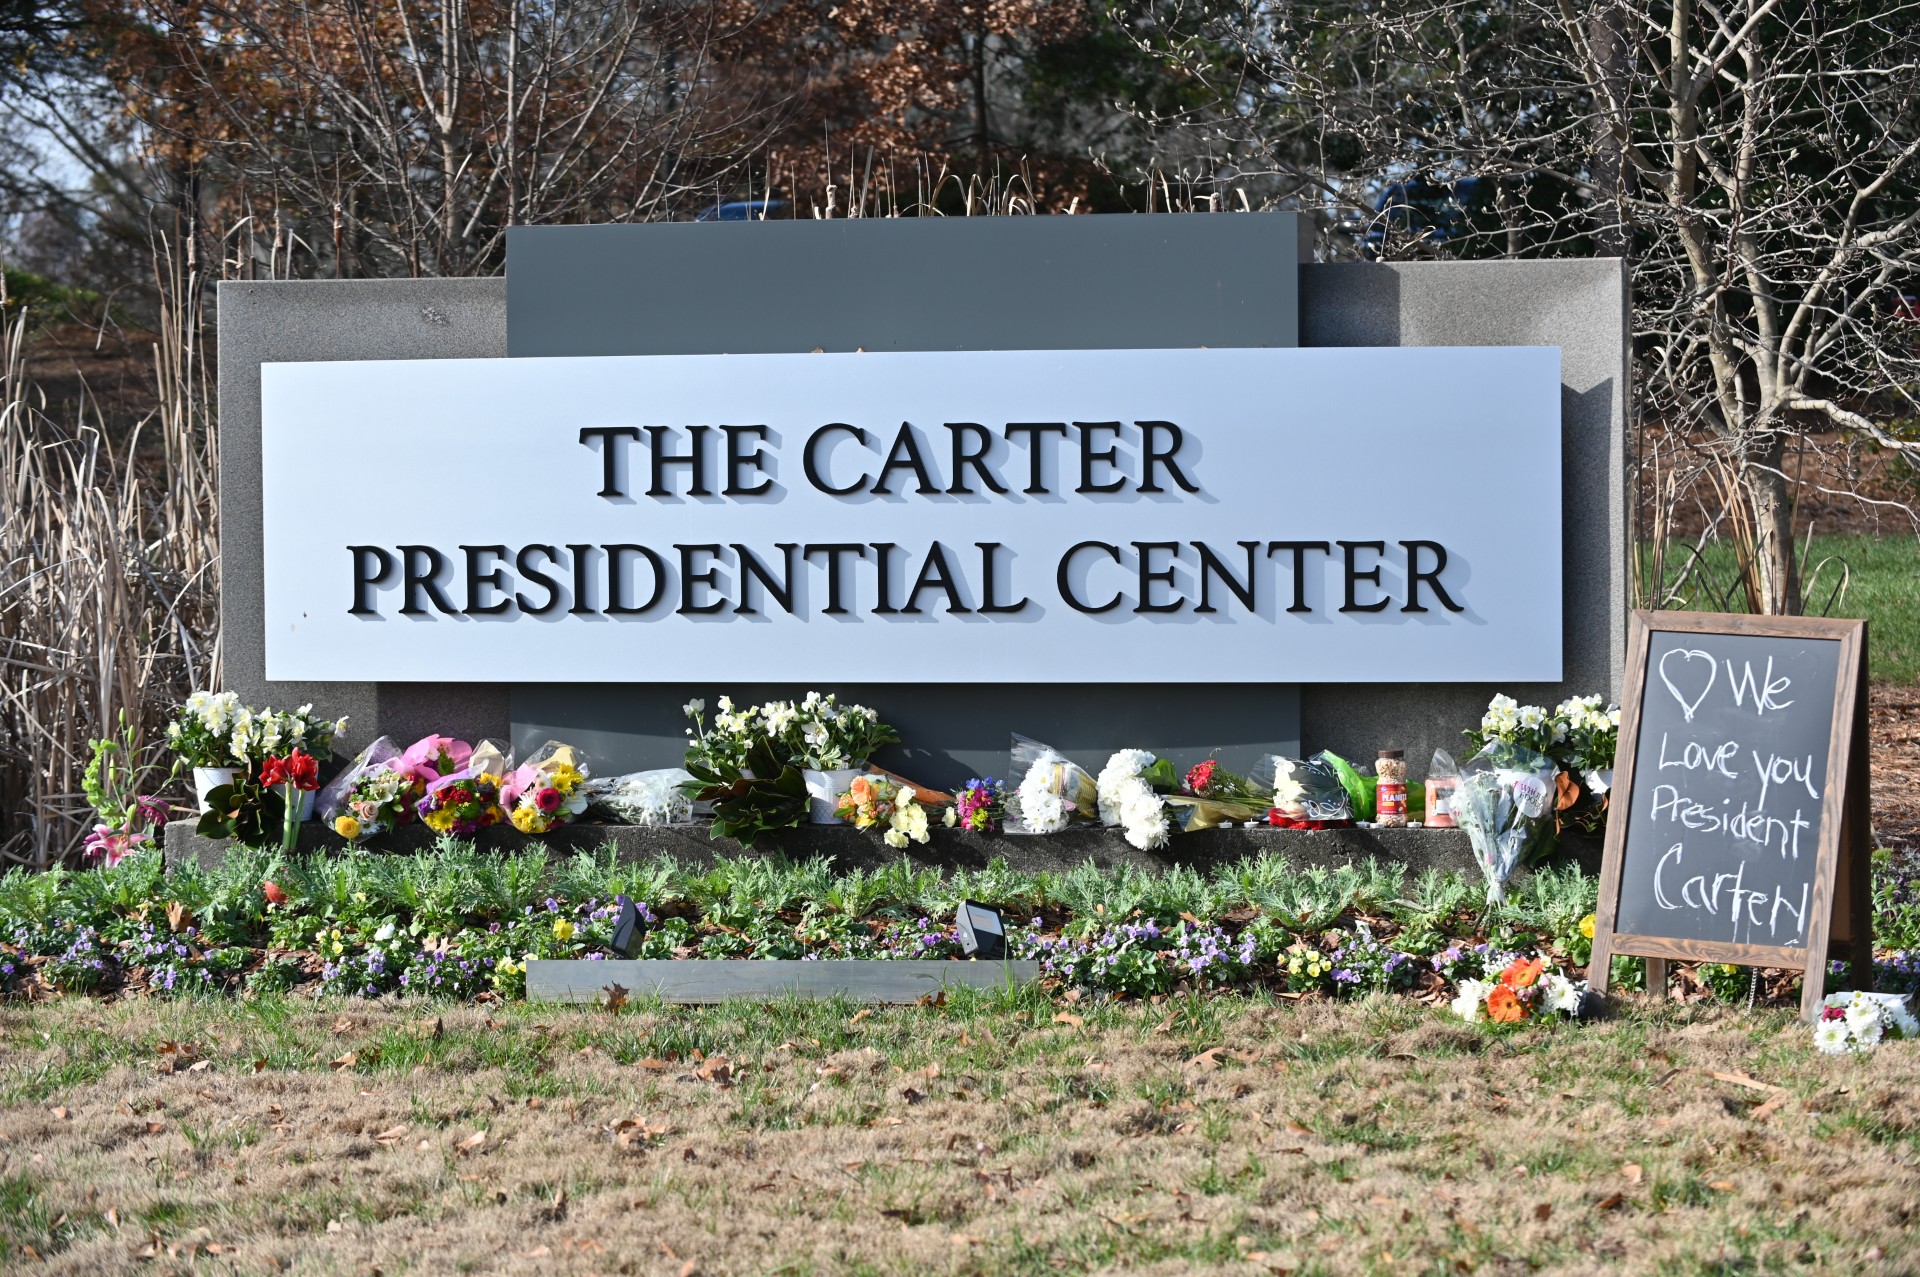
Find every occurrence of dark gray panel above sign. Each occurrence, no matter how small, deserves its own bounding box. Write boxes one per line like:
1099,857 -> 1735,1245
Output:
506,213 -> 1305,357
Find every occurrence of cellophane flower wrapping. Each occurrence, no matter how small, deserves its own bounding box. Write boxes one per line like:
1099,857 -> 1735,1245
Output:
503,742 -> 591,835
1258,754 -> 1352,821
318,736 -> 411,842
584,769 -> 697,826
1453,741 -> 1556,902
1005,734 -> 1098,835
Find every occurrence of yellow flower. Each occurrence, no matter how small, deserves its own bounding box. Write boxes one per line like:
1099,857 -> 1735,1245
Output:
510,805 -> 543,834
553,919 -> 575,943
424,808 -> 455,833
1579,914 -> 1596,940
334,815 -> 362,840
548,764 -> 583,791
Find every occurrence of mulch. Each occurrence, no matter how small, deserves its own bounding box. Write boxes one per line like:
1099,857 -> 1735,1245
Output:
1870,681 -> 1920,854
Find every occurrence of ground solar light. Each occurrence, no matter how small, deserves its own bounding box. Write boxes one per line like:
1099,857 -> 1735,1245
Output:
610,895 -> 645,958
955,900 -> 1007,961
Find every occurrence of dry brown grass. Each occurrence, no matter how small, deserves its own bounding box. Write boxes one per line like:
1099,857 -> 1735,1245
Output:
3,990 -> 1917,1275
0,246 -> 218,869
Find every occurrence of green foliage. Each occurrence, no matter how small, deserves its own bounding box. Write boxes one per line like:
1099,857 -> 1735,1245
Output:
196,773 -> 285,845
685,738 -> 810,849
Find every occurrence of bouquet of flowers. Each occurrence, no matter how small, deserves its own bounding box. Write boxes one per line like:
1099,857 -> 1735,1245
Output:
1162,758 -> 1266,831
1096,749 -> 1171,850
1464,692 -> 1621,832
684,692 -> 898,773
1263,754 -> 1353,828
1452,740 -> 1556,901
261,749 -> 322,851
503,742 -> 591,835
833,774 -> 931,848
1005,734 -> 1098,835
318,736 -> 409,843
416,766 -> 506,835
950,777 -> 1005,832
166,691 -> 246,769
1451,954 -> 1586,1024
394,734 -> 473,785
1814,991 -> 1919,1054
82,713 -> 166,866
585,769 -> 697,826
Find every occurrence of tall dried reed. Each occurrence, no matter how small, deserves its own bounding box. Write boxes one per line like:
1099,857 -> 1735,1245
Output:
0,242 -> 218,868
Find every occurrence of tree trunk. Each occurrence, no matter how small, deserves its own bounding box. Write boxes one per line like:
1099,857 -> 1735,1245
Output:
1743,436 -> 1801,615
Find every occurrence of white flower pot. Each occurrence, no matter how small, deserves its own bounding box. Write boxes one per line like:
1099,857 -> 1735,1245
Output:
193,766 -> 237,813
804,766 -> 868,824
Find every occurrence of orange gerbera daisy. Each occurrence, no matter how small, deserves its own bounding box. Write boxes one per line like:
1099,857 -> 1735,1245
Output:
848,776 -> 874,804
1499,956 -> 1545,990
1486,984 -> 1527,1023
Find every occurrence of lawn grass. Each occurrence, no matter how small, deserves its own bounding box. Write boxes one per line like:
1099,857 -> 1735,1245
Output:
1644,532 -> 1919,682
3,991 -> 1916,1275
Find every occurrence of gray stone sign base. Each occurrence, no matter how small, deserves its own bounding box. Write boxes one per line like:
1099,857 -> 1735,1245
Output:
525,958 -> 1039,1004
162,821 -> 1602,881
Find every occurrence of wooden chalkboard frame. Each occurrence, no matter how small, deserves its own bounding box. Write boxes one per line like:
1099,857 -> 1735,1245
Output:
1588,610 -> 1872,1019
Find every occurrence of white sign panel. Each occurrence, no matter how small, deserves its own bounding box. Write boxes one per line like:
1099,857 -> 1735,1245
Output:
261,346 -> 1562,682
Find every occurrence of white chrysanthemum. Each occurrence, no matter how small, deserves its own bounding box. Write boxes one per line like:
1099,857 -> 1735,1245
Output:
1540,973 -> 1584,1016
1452,978 -> 1489,1022
1813,1019 -> 1853,1055
1097,749 -> 1157,825
884,828 -> 908,849
1015,761 -> 1071,834
1117,783 -> 1168,850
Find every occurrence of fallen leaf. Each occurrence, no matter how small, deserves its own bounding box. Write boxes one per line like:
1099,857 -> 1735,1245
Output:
146,1121 -> 167,1134
1186,1047 -> 1225,1072
1622,1163 -> 1643,1184
1052,1012 -> 1085,1028
525,1097 -> 543,1109
1533,1203 -> 1552,1221
455,1130 -> 487,1153
1285,1121 -> 1311,1136
849,1009 -> 874,1025
1708,1180 -> 1735,1192
638,1058 -> 669,1072
50,1106 -> 69,1121
695,1056 -> 733,1083
373,1125 -> 407,1145
950,1234 -> 981,1246
901,1087 -> 926,1105
603,984 -> 629,1013
330,1017 -> 353,1035
1708,1070 -> 1784,1094
251,1058 -> 268,1073
166,902 -> 192,932
187,1060 -> 212,1073
1594,1192 -> 1625,1211
329,1052 -> 357,1071
1750,1094 -> 1788,1121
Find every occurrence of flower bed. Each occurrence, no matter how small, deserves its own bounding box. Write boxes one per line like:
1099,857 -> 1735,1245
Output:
5,843 -> 1915,1027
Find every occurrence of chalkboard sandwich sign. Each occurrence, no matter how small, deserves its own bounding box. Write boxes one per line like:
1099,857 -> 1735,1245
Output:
1588,611 -> 1872,1019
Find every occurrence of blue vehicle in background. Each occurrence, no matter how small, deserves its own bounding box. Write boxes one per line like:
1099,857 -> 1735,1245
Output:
695,199 -> 790,222
1337,177 -> 1493,258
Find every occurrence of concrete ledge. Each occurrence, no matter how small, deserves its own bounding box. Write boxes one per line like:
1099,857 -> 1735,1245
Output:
526,958 -> 1039,1004
162,820 -> 1603,880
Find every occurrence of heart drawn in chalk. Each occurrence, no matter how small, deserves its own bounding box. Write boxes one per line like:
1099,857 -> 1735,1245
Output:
1657,647 -> 1717,722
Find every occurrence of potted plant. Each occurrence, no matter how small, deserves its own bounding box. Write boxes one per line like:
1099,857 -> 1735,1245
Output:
166,691 -> 246,812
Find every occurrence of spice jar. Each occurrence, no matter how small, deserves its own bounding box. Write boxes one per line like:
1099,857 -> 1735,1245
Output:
1425,775 -> 1458,827
1375,749 -> 1408,827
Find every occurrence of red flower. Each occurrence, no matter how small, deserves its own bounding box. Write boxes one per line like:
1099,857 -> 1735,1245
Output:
535,787 -> 563,813
263,880 -> 288,906
262,750 -> 320,791
1184,760 -> 1219,796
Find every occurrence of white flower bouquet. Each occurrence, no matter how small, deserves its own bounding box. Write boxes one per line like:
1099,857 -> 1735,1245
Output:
1814,991 -> 1918,1054
1005,734 -> 1098,835
1452,740 -> 1556,902
1096,749 -> 1171,850
585,768 -> 699,826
